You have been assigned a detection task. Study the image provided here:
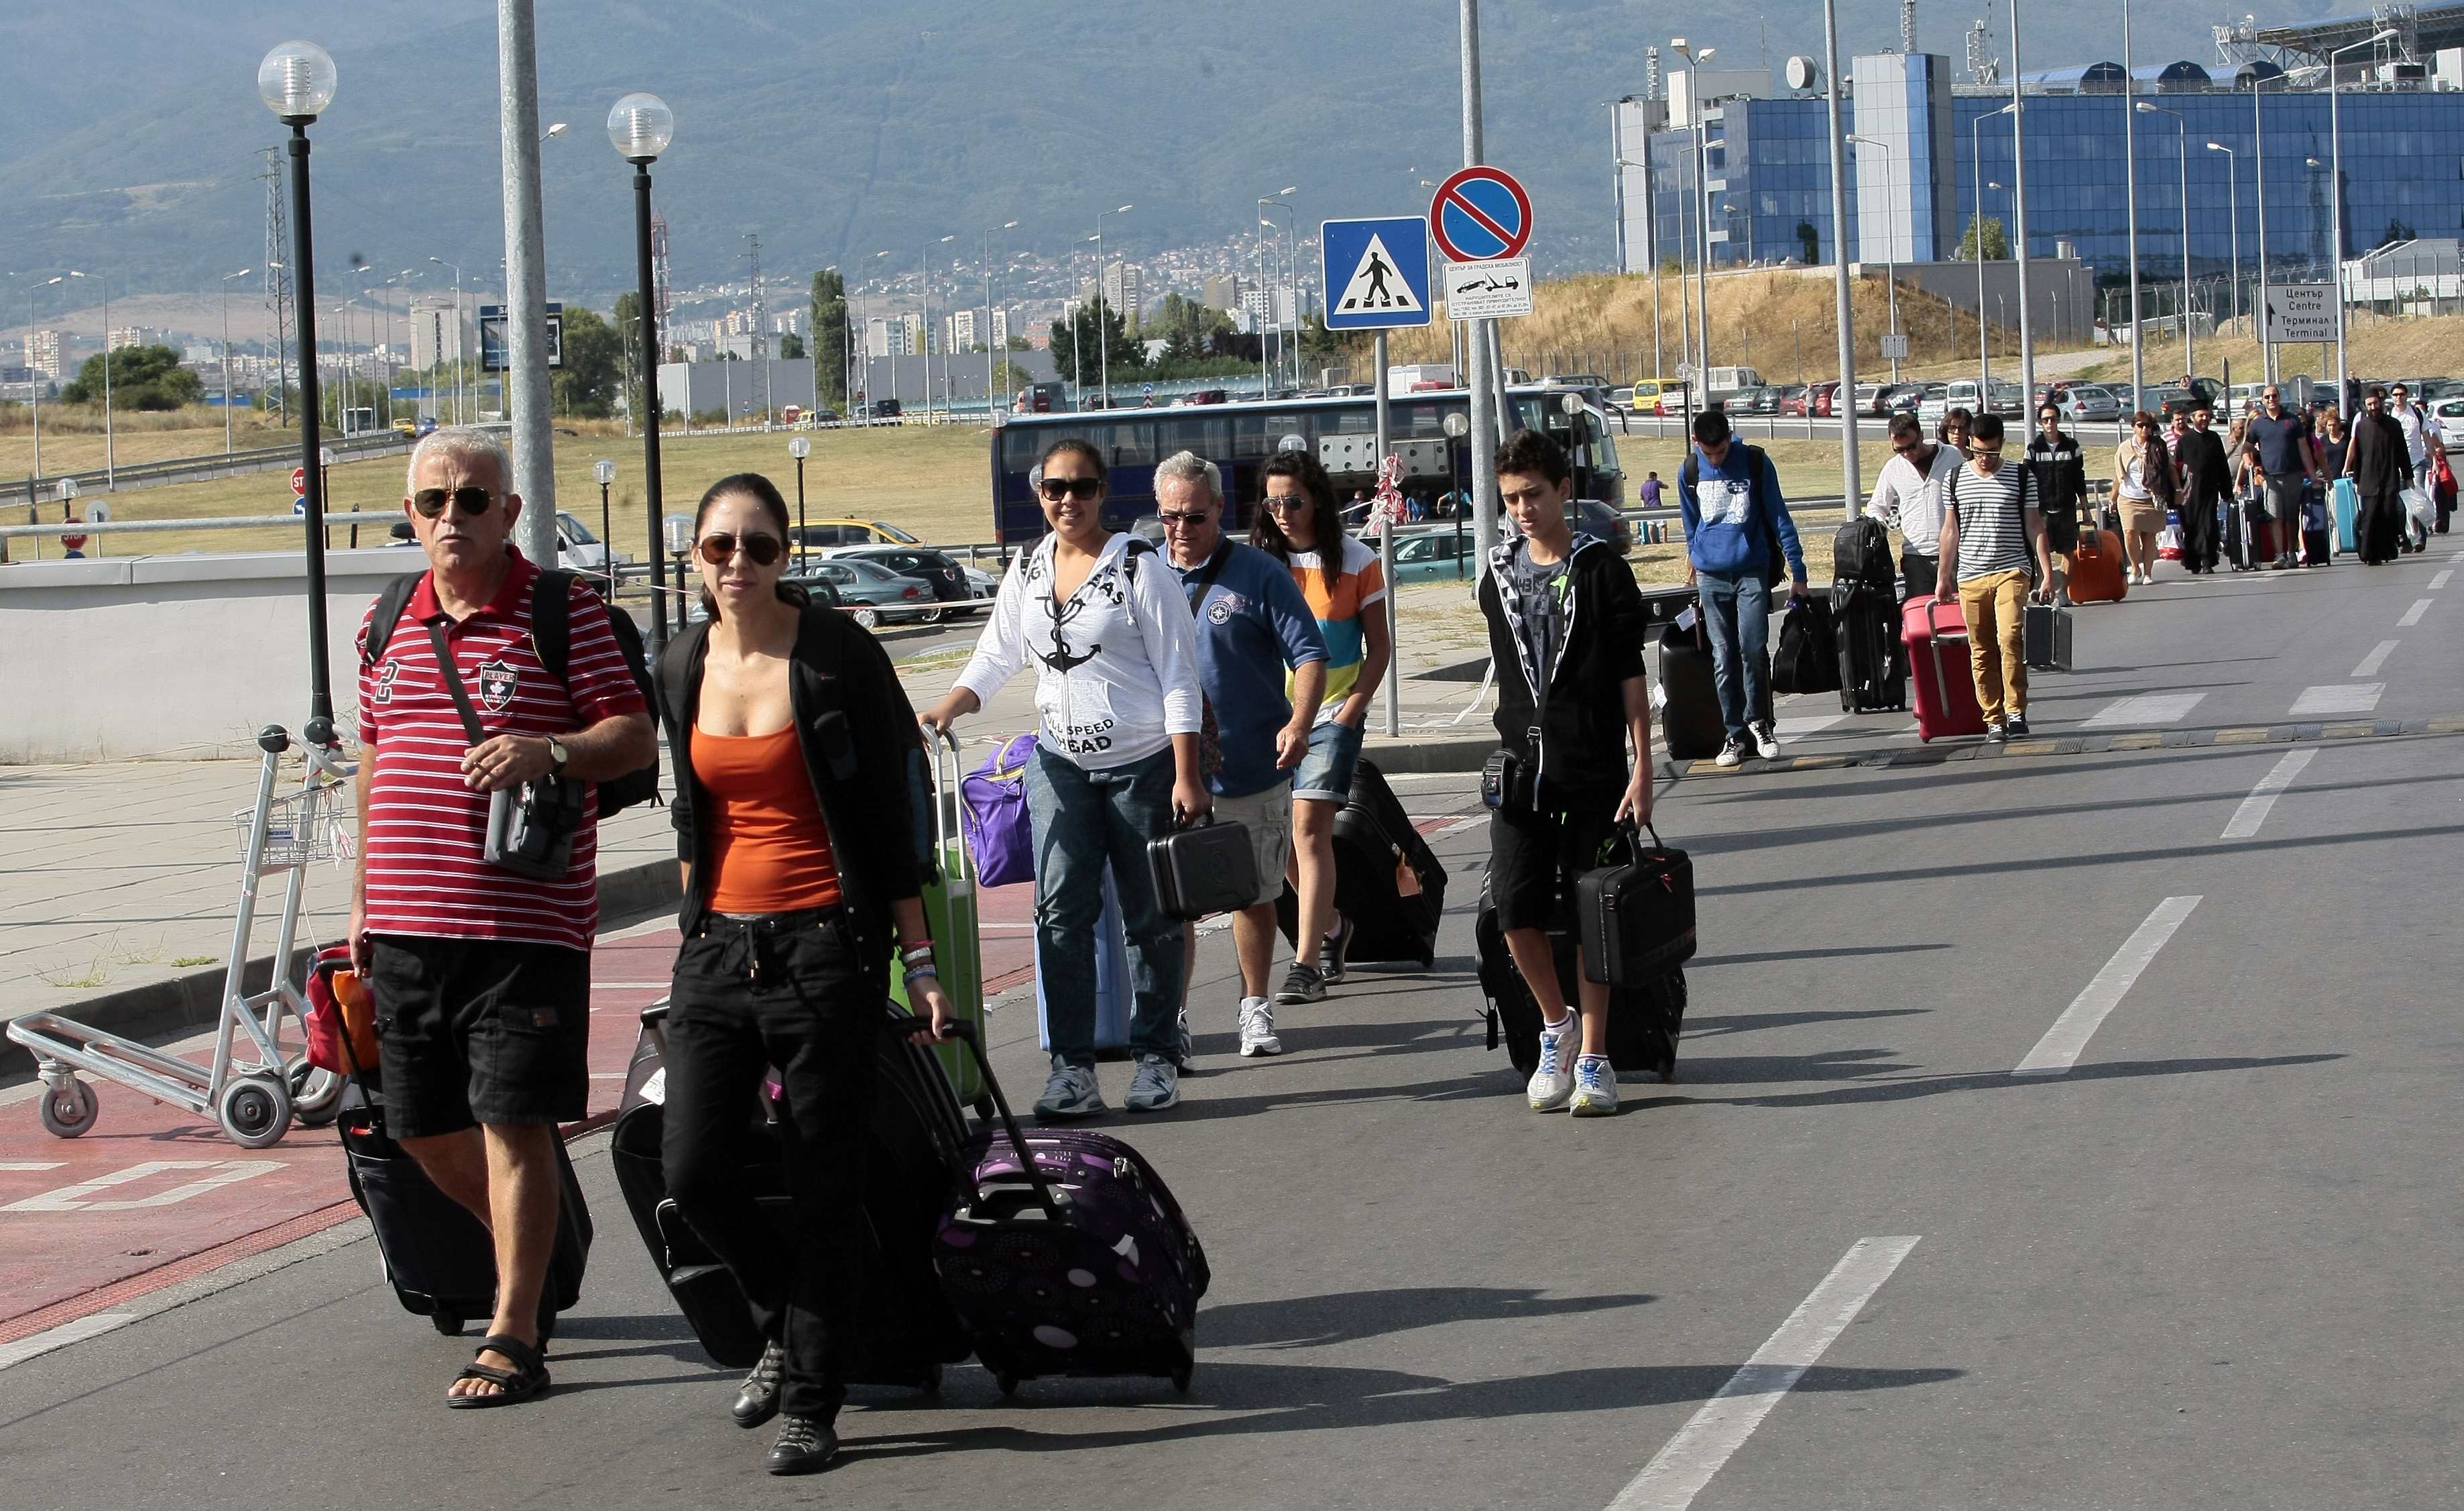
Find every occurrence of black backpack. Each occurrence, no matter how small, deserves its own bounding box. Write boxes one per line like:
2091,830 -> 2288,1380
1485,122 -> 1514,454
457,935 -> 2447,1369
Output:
363,568 -> 662,816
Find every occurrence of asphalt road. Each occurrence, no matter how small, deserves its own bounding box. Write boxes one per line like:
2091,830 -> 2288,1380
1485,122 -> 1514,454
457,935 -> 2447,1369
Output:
5,547 -> 2460,1509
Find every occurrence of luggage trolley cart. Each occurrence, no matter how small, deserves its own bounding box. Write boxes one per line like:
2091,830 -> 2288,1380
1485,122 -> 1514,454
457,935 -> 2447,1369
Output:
8,724 -> 353,1148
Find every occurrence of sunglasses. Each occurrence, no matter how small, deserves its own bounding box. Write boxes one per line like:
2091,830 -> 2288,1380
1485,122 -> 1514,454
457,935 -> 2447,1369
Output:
1973,443 -> 2005,456
1038,476 -> 1102,501
412,486 -> 495,518
696,532 -> 783,566
1263,494 -> 1313,511
1157,510 -> 1211,526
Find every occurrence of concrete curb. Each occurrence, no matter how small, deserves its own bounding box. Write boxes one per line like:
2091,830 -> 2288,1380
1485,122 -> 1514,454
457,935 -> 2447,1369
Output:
1362,733 -> 1494,774
2,857 -> 685,1076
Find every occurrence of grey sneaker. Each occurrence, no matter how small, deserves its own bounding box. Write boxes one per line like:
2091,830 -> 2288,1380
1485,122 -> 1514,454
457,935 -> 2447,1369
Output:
1714,736 -> 1747,768
1124,1054 -> 1181,1113
1033,1058 -> 1106,1122
1569,1054 -> 1621,1117
1276,964 -> 1327,1005
1238,998 -> 1283,1056
1749,718 -> 1781,761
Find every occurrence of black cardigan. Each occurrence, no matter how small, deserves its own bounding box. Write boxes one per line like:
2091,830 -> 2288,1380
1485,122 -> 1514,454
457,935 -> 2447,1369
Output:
656,605 -> 925,964
1478,534 -> 1649,802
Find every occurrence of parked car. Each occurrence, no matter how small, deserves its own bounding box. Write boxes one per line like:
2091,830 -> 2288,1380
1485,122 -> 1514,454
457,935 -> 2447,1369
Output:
1879,384 -> 1926,417
1389,528 -> 1478,583
853,398 -> 903,420
554,511 -> 625,574
2055,384 -> 2122,423
825,544 -> 979,622
788,557 -> 937,629
1775,385 -> 1812,417
2139,384 -> 2203,421
1568,498 -> 1631,555
790,518 -> 925,551
1177,388 -> 1230,406
1808,381 -> 1843,418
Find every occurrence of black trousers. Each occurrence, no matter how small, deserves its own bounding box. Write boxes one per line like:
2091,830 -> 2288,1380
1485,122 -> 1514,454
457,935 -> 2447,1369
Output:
1900,549 -> 1940,602
663,910 -> 878,1418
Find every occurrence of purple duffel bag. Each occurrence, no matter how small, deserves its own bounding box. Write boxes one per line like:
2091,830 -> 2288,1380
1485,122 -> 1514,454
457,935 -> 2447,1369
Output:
959,734 -> 1037,889
920,1019 -> 1209,1396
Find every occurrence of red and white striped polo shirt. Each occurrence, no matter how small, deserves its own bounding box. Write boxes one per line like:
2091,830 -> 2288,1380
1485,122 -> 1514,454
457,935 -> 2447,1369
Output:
355,553 -> 646,952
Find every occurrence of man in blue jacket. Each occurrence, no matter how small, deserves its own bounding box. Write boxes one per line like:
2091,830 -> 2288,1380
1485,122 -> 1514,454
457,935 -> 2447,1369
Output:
1680,408 -> 1808,767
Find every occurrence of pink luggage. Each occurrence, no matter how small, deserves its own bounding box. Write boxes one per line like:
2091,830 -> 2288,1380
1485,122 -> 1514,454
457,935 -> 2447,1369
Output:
1903,596 -> 1987,742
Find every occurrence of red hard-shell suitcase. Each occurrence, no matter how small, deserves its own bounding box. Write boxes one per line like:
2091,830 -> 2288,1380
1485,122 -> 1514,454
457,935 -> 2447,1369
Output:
1904,596 -> 1987,742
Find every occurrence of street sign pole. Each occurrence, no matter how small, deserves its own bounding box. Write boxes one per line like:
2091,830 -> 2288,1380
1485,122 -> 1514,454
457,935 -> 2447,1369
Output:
1460,0 -> 1497,579
1375,330 -> 1398,736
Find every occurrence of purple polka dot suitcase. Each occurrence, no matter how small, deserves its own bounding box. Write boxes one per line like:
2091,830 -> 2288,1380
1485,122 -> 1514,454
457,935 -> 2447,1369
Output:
921,1020 -> 1209,1395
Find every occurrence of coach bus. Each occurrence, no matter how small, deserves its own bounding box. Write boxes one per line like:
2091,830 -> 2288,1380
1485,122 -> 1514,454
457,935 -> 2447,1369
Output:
986,387 -> 1625,547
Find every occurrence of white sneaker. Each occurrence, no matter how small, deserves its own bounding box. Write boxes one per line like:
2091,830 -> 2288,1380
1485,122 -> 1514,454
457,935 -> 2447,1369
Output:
1749,718 -> 1781,761
1528,1015 -> 1578,1111
1570,1055 -> 1620,1117
1238,997 -> 1282,1057
1714,737 -> 1747,768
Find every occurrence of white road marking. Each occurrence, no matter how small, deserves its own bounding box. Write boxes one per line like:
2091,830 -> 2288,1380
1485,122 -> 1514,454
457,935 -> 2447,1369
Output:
0,1311 -> 137,1372
1605,1237 -> 1923,1511
2290,683 -> 2383,716
2398,599 -> 2432,627
2351,640 -> 2399,678
591,982 -> 672,989
1,1160 -> 284,1213
1773,713 -> 1846,738
0,1162 -> 66,1172
2220,748 -> 2319,840
2430,570 -> 2453,591
2013,897 -> 2201,1075
2082,692 -> 2207,728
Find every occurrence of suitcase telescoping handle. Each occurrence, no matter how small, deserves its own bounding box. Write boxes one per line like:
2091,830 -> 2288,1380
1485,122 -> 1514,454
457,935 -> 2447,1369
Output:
884,1014 -> 1067,1224
922,728 -> 974,891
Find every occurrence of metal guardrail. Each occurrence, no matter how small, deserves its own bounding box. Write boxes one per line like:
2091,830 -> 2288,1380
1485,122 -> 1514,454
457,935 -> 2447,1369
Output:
0,511 -> 404,541
13,430 -> 413,500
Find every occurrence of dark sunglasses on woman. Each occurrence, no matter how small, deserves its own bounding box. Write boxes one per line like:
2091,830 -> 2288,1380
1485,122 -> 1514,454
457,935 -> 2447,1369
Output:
697,532 -> 783,566
1037,476 -> 1102,501
412,486 -> 495,518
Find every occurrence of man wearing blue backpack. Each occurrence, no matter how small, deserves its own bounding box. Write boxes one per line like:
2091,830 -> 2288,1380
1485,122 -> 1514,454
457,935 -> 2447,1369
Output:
1679,408 -> 1808,768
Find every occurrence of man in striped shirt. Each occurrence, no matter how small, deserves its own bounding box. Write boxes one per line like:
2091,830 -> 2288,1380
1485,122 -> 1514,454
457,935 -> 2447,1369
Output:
349,427 -> 654,1405
1936,412 -> 2047,742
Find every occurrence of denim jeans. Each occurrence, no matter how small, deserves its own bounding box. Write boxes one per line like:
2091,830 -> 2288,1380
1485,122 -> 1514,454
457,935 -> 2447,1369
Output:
1697,569 -> 1772,741
1023,743 -> 1185,1064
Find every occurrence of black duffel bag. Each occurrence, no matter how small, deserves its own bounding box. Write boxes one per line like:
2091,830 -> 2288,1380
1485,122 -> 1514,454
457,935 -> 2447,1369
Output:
1771,594 -> 1841,696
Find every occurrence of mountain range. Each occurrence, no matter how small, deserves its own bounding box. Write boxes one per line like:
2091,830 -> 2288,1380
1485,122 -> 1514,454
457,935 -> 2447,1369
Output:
3,1 -> 2304,316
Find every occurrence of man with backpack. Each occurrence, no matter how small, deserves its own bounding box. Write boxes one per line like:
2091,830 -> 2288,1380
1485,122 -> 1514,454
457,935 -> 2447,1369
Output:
1679,407 -> 1808,768
1936,412 -> 2048,742
1865,412 -> 1962,600
349,427 -> 657,1406
1478,429 -> 1651,1117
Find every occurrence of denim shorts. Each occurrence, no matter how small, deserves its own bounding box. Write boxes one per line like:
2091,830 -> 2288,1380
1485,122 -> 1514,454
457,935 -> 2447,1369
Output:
1293,718 -> 1365,803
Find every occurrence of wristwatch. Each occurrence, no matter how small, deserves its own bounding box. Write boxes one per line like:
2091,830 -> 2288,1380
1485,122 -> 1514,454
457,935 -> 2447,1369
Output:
546,737 -> 570,773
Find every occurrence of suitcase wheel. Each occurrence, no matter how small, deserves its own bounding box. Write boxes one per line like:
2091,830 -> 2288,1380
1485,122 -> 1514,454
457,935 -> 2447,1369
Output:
431,1312 -> 465,1337
994,1369 -> 1020,1397
1172,1360 -> 1193,1393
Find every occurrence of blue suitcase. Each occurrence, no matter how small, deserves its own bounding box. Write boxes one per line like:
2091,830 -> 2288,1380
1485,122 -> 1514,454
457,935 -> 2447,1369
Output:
1036,862 -> 1133,1059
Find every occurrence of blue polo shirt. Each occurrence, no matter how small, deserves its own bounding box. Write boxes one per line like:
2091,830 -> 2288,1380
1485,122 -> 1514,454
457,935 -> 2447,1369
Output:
1169,539 -> 1328,798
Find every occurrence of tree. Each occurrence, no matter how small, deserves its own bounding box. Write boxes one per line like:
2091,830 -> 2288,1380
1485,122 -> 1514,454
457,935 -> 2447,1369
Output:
1047,296 -> 1142,381
992,357 -> 1037,404
809,268 -> 848,404
613,291 -> 654,423
550,304 -> 624,417
1956,215 -> 2009,262
62,345 -> 202,410
1796,221 -> 1820,264
777,331 -> 805,359
1143,292 -> 1234,366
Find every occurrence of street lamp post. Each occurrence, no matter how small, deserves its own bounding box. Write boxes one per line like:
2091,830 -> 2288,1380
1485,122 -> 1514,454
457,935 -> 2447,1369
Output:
787,435 -> 811,567
26,275 -> 61,487
1846,135 -> 1903,383
221,268 -> 251,457
592,458 -> 618,597
66,270 -> 112,488
428,258 -> 465,425
920,233 -> 954,423
258,40 -> 341,746
2008,0 -> 2037,408
2207,144 -> 2240,337
1094,205 -> 1130,408
1259,187 -> 1296,399
609,91 -> 674,651
984,221 -> 1016,421
1674,40 -> 1716,410
2137,101 -> 2193,382
2252,67 -> 2273,383
2329,29 -> 2398,419
2121,0 -> 2144,410
1971,103 -> 2016,396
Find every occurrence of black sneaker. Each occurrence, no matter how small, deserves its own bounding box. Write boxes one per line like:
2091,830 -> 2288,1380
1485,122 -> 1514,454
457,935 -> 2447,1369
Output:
731,1341 -> 785,1429
1276,964 -> 1327,1005
1320,915 -> 1354,986
2005,712 -> 2031,738
766,1413 -> 840,1476
1985,720 -> 2009,744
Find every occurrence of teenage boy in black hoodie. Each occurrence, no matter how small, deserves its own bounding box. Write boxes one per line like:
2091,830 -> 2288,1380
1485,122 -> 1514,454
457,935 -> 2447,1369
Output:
1477,429 -> 1653,1117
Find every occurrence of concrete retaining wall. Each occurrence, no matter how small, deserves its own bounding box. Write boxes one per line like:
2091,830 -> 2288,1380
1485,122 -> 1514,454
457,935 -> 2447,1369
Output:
0,548 -> 420,763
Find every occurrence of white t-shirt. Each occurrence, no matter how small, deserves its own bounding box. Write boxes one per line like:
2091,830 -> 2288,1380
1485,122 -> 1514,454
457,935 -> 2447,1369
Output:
1865,443 -> 1964,556
954,533 -> 1203,769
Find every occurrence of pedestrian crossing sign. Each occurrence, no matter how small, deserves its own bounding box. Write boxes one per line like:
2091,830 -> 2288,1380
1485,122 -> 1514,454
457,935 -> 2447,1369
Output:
1322,217 -> 1432,331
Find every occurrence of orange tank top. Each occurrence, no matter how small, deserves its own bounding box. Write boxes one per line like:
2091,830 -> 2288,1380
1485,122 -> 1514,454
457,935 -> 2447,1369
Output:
692,724 -> 843,914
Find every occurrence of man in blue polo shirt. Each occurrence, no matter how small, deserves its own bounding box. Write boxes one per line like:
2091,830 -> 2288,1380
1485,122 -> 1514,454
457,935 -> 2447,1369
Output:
2242,384 -> 2319,571
1157,450 -> 1328,1058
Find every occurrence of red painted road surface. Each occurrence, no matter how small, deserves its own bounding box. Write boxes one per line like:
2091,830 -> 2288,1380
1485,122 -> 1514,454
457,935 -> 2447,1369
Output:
0,875 -> 1043,1338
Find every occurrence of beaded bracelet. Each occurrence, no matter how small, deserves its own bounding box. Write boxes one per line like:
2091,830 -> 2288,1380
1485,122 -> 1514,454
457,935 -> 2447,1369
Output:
903,964 -> 940,986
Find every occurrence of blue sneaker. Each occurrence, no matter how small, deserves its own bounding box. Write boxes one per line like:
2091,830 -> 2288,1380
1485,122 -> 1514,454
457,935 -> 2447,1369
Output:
1125,1054 -> 1181,1113
1033,1058 -> 1106,1122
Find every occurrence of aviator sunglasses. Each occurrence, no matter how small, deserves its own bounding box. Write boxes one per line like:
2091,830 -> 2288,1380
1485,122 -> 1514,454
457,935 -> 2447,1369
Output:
697,532 -> 784,566
412,486 -> 495,518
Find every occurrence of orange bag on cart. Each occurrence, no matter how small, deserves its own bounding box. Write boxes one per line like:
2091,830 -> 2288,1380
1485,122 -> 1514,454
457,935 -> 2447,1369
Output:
304,944 -> 380,1075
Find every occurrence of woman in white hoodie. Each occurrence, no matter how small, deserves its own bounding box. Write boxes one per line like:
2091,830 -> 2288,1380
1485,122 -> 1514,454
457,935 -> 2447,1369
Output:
921,438 -> 1207,1120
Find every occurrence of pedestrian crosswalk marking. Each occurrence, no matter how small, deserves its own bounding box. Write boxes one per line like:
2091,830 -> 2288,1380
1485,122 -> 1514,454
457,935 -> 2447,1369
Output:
1332,234 -> 1423,316
2081,692 -> 2205,728
1,1160 -> 284,1213
2290,683 -> 2383,716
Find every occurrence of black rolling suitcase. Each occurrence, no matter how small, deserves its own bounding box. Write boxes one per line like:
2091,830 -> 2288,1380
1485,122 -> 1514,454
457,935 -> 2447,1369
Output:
337,1077 -> 593,1337
605,1002 -> 972,1388
1831,517 -> 1908,714
1274,758 -> 1445,968
1474,874 -> 1686,1086
1656,620 -> 1728,760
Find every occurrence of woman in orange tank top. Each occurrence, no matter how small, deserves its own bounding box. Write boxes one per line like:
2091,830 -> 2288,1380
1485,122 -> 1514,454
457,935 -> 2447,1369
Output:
656,471 -> 950,1477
